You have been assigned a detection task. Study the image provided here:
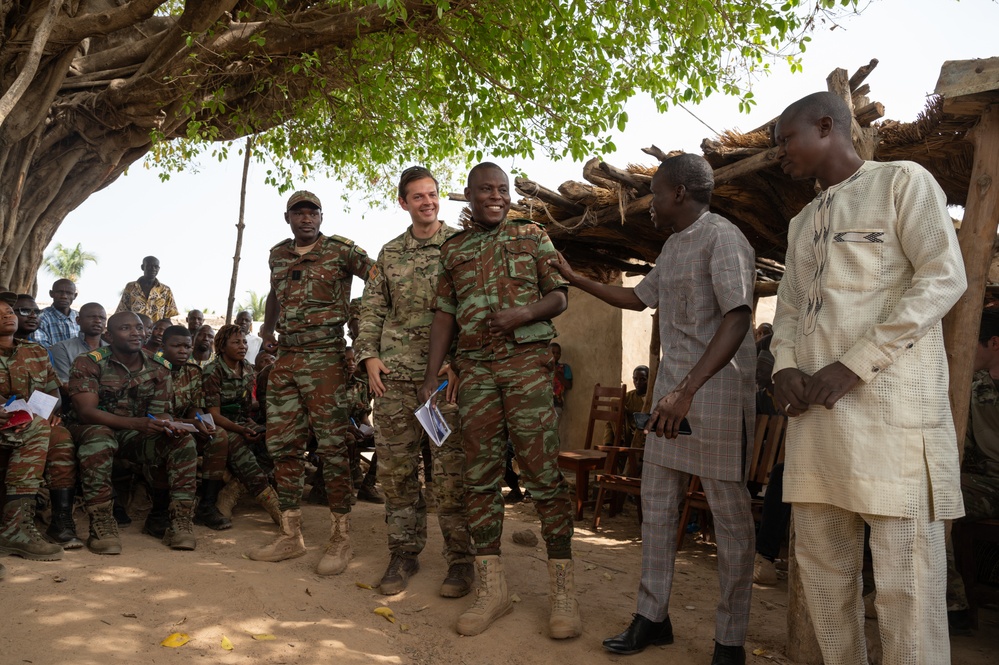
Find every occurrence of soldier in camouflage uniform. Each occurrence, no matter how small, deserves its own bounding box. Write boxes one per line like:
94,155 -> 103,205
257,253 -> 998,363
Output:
356,166 -> 474,597
159,325 -> 231,530
250,190 -> 375,576
67,311 -> 198,554
0,301 -> 65,562
419,163 -> 579,638
203,324 -> 281,525
947,310 -> 999,632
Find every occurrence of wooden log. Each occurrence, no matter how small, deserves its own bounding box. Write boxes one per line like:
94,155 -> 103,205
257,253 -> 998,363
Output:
515,177 -> 586,215
848,58 -> 879,91
856,101 -> 885,126
753,280 -> 780,298
582,157 -> 619,190
558,180 -> 616,207
942,103 -> 999,457
935,56 -> 999,115
851,83 -> 870,101
712,147 -> 780,185
642,145 -> 674,162
598,161 -> 652,194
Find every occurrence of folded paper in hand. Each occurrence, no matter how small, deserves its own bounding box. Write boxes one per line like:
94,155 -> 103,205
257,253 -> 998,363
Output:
414,396 -> 451,447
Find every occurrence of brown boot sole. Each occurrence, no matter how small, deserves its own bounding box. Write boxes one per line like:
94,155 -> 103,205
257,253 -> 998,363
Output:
0,545 -> 64,561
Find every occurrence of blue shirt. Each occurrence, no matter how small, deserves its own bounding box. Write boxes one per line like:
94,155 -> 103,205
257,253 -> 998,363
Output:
34,306 -> 79,349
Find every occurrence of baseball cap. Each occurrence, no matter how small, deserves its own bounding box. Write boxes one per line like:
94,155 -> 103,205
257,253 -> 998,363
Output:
287,190 -> 322,210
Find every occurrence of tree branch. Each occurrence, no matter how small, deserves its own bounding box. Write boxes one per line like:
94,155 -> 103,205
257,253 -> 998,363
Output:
0,0 -> 61,129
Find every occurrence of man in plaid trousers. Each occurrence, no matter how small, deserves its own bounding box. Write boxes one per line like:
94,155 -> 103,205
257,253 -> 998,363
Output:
551,153 -> 756,665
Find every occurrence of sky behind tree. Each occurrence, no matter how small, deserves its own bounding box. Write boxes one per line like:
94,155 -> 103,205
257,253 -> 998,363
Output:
38,0 -> 999,318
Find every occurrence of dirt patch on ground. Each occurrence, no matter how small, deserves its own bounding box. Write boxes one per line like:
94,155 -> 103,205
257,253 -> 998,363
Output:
3,498 -> 997,664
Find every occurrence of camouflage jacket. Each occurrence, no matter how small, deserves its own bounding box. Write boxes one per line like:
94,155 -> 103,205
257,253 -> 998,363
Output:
434,218 -> 567,360
0,339 -> 60,403
67,346 -> 173,421
268,233 -> 375,349
967,369 -> 999,476
203,357 -> 255,425
171,362 -> 205,418
355,222 -> 460,380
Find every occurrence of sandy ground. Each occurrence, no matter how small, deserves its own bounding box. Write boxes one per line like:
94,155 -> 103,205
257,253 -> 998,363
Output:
3,496 -> 998,665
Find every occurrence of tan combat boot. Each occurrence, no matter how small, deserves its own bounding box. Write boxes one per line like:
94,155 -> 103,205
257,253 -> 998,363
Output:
255,486 -> 282,525
86,501 -> 122,555
0,496 -> 63,561
163,501 -> 197,551
456,555 -> 512,636
548,559 -> 582,639
248,509 -> 307,562
316,511 -> 352,575
215,479 -> 245,518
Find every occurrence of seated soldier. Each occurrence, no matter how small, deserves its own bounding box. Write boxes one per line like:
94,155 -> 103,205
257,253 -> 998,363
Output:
0,301 -> 68,561
158,325 -> 231,531
67,311 -> 198,554
202,324 -> 281,524
190,324 -> 215,367
947,309 -> 999,632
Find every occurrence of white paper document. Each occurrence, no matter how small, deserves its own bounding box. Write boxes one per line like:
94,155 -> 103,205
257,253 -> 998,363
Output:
414,398 -> 452,448
27,391 -> 58,419
168,421 -> 198,432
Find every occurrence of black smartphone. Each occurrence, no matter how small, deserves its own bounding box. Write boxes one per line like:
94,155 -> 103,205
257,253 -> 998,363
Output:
633,412 -> 692,435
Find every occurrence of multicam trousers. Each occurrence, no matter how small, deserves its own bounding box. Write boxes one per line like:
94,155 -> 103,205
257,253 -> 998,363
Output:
70,425 -> 197,506
266,347 -> 351,513
376,379 -> 472,565
0,419 -> 51,496
455,345 -> 573,559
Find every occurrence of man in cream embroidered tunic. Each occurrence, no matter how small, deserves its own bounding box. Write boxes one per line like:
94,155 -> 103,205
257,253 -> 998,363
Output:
771,92 -> 966,665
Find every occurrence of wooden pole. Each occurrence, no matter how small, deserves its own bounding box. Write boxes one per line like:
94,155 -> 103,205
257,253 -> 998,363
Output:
225,136 -> 253,324
942,103 -> 999,457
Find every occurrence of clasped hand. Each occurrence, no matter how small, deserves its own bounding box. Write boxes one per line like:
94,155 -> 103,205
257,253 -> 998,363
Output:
773,361 -> 860,417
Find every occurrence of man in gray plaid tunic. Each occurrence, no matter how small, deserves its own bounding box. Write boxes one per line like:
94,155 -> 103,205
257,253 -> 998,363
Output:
551,153 -> 756,665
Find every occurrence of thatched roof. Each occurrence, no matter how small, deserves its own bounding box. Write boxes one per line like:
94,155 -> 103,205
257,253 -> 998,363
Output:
457,63 -> 980,284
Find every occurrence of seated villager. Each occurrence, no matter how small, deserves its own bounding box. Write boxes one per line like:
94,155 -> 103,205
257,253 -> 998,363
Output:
13,294 -> 41,342
203,324 -> 281,524
190,324 -> 215,367
0,301 -> 70,561
143,319 -> 171,355
158,325 -> 231,531
67,312 -> 198,554
49,303 -> 108,384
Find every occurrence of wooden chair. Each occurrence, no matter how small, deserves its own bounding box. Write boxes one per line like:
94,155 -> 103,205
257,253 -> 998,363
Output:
675,413 -> 787,550
591,444 -> 644,529
557,383 -> 627,520
953,517 -> 999,626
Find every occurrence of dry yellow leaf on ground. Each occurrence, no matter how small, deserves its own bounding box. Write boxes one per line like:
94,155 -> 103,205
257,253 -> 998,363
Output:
373,607 -> 396,623
355,582 -> 374,589
221,635 -> 234,651
251,634 -> 277,641
160,633 -> 190,648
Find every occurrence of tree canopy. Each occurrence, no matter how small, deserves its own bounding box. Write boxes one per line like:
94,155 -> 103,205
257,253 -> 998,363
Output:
0,0 -> 858,292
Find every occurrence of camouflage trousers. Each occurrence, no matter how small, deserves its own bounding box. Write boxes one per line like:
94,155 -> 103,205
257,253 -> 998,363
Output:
197,431 -> 228,482
376,379 -> 473,565
0,419 -> 51,496
44,424 -> 76,489
267,347 -> 351,513
946,472 -> 999,610
455,346 -> 574,558
227,427 -> 271,496
70,425 -> 197,506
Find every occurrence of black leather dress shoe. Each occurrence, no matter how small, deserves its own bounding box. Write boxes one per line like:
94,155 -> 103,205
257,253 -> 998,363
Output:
602,614 -> 674,655
711,642 -> 746,665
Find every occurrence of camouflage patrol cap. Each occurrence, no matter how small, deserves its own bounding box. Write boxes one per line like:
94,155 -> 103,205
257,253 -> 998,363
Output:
348,297 -> 362,321
287,190 -> 322,210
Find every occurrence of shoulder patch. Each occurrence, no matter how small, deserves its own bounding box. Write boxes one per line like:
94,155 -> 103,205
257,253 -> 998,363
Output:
329,234 -> 355,247
87,347 -> 112,362
151,353 -> 172,370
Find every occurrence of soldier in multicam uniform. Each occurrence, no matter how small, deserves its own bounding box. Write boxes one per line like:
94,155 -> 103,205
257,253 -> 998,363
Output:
158,325 -> 231,530
203,324 -> 281,525
67,311 -> 198,554
419,162 -> 579,638
250,190 -> 375,575
0,301 -> 66,563
947,309 -> 999,633
356,166 -> 474,597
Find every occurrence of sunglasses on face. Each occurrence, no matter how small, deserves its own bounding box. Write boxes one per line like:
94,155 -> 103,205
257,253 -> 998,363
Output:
17,308 -> 41,316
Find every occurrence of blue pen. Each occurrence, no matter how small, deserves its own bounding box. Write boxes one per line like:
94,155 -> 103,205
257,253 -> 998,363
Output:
433,380 -> 448,396
146,414 -> 158,421
350,417 -> 358,428
4,395 -> 16,408
195,412 -> 204,423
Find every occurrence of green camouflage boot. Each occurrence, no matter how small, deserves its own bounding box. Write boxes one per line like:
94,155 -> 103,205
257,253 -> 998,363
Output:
0,496 -> 63,561
163,501 -> 197,551
86,501 -> 121,555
